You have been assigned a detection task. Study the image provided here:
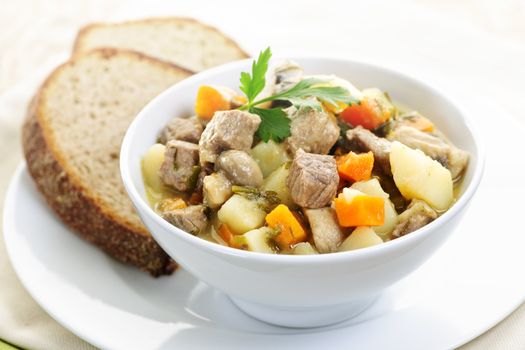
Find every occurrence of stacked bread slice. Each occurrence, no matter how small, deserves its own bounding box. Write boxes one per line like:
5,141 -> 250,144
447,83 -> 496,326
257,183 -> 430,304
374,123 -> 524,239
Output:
73,17 -> 248,72
22,18 -> 248,276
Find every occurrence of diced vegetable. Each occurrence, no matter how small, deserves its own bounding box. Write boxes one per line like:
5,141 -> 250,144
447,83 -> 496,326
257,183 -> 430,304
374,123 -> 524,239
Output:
304,207 -> 343,253
390,141 -> 453,211
323,101 -> 348,114
350,178 -> 382,197
218,224 -> 235,246
218,194 -> 267,234
156,197 -> 187,212
305,74 -> 363,114
195,86 -> 230,120
351,178 -> 398,239
336,151 -> 374,182
398,112 -> 435,132
194,85 -> 246,120
266,204 -> 307,249
362,88 -> 395,115
334,188 -> 385,227
203,172 -> 232,209
231,186 -> 281,212
293,242 -> 319,255
234,227 -> 276,253
379,201 -> 397,239
339,88 -> 394,130
251,140 -> 290,177
338,226 -> 383,252
340,102 -> 382,130
231,94 -> 248,107
261,164 -> 294,207
142,143 -> 166,192
141,143 -> 167,202
210,226 -> 229,246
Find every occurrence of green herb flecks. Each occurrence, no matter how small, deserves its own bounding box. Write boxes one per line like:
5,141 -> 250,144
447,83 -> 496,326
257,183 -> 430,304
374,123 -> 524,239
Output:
232,185 -> 281,212
186,165 -> 201,192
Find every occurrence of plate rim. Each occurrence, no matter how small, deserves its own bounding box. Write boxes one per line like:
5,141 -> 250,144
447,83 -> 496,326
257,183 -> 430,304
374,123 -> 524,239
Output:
3,163 -> 109,350
4,141 -> 525,350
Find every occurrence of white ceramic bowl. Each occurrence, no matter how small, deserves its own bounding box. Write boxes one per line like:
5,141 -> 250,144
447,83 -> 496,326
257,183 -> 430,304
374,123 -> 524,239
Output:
121,57 -> 484,328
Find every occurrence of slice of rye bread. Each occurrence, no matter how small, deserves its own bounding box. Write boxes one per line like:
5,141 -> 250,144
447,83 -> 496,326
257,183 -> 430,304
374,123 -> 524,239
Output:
73,17 -> 249,72
22,49 -> 192,276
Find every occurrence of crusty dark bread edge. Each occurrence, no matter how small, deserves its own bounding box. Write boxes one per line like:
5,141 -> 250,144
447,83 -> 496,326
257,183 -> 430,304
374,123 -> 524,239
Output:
36,48 -> 191,236
72,17 -> 250,71
21,49 -> 186,276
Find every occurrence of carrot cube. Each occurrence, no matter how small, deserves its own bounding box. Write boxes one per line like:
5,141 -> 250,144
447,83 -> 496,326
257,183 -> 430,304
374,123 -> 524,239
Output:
334,195 -> 384,227
400,115 -> 435,132
265,204 -> 307,249
194,85 -> 231,120
340,100 -> 385,130
336,151 -> 374,182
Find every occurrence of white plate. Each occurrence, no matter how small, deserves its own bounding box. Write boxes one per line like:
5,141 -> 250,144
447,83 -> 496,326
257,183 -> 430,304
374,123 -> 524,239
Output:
4,105 -> 525,350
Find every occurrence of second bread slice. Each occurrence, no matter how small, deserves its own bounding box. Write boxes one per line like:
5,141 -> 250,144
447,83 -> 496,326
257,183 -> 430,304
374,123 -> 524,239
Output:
73,17 -> 249,72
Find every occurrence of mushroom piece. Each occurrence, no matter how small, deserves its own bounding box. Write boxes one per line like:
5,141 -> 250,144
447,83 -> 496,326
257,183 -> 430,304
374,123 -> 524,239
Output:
216,150 -> 263,187
303,207 -> 344,253
391,199 -> 438,238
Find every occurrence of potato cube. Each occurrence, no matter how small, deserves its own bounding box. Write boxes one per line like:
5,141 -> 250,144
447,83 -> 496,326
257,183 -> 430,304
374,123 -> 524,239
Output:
338,226 -> 383,252
218,194 -> 266,234
390,141 -> 453,211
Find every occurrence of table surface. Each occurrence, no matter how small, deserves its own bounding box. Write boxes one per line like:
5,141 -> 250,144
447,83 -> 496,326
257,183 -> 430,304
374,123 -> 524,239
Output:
1,0 -> 524,349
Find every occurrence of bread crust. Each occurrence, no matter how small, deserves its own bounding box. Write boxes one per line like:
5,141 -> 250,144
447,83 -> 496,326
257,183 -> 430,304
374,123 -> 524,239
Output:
21,49 -> 185,276
72,17 -> 250,71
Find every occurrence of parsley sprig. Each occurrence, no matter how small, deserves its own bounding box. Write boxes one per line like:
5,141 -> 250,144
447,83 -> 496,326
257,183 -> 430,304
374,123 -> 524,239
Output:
238,47 -> 358,142
239,48 -> 271,105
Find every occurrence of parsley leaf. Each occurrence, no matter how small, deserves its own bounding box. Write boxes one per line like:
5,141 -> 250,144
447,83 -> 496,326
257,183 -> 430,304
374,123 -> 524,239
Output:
237,48 -> 360,143
285,96 -> 323,110
250,107 -> 291,142
266,78 -> 359,108
239,47 -> 272,104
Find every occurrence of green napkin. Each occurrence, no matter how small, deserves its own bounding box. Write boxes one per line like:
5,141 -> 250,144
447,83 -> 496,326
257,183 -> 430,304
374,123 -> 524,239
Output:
0,340 -> 20,350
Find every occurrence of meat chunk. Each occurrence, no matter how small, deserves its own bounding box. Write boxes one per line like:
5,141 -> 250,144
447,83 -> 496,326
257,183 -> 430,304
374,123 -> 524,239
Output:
159,140 -> 200,192
203,171 -> 233,209
285,106 -> 340,155
158,116 -> 203,144
391,199 -> 437,238
346,126 -> 392,175
304,207 -> 344,253
198,110 -> 261,164
162,205 -> 208,235
287,149 -> 339,208
216,150 -> 263,187
273,60 -> 303,94
388,125 -> 469,179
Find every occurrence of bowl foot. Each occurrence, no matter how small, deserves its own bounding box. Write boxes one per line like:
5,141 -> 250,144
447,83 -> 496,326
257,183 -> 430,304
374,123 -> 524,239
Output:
229,295 -> 378,328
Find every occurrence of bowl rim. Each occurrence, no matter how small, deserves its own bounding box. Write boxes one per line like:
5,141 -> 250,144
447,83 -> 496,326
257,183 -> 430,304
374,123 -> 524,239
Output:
120,56 -> 485,265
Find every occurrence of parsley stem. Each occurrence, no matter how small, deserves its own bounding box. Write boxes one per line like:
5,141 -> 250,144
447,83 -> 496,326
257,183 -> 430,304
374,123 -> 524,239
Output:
250,95 -> 277,107
238,93 -> 286,112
